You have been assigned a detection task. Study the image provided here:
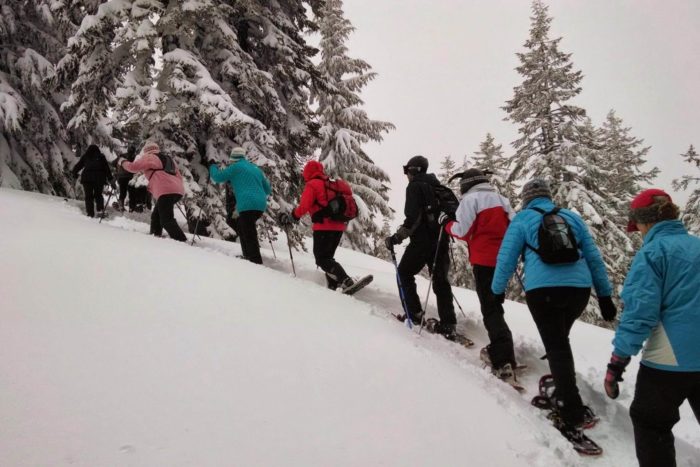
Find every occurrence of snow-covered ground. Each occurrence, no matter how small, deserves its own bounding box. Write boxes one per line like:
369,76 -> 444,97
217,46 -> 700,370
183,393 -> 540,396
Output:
1,188 -> 698,467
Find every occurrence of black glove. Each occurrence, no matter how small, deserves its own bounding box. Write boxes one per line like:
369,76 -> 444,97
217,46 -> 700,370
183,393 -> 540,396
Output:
438,211 -> 453,227
598,296 -> 617,322
384,234 -> 401,250
493,293 -> 505,304
277,212 -> 296,227
604,353 -> 631,399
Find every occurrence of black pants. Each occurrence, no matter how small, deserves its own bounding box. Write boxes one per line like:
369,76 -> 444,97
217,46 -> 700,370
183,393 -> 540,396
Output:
473,264 -> 515,368
238,210 -> 263,264
82,182 -> 104,217
398,237 -> 455,325
630,365 -> 700,467
525,286 -> 590,426
150,194 -> 187,242
117,177 -> 136,211
313,231 -> 350,289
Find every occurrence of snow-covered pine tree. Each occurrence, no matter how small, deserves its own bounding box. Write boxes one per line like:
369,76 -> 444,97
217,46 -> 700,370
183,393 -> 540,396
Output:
472,133 -> 517,203
314,0 -> 394,252
438,155 -> 458,188
0,2 -> 77,196
504,3 -> 630,326
60,0 -> 325,242
673,145 -> 700,234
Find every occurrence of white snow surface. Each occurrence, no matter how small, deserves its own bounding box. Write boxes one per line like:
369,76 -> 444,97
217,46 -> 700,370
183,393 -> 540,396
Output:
1,188 -> 698,467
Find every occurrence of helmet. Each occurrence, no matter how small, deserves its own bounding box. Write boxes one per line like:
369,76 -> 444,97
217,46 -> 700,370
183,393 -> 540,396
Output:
403,155 -> 429,174
458,168 -> 489,194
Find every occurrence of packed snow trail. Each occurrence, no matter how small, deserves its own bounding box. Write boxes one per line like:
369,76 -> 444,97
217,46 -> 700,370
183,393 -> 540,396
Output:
1,189 -> 699,466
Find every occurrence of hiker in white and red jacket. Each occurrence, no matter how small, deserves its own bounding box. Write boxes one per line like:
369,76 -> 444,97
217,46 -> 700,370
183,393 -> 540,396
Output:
605,189 -> 700,467
117,142 -> 187,242
441,168 -> 517,381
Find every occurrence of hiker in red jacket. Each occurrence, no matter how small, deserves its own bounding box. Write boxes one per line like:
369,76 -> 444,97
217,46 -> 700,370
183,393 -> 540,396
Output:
278,160 -> 355,292
117,142 -> 187,242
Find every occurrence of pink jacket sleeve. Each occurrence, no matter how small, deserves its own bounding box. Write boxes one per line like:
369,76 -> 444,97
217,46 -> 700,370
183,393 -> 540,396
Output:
121,154 -> 162,174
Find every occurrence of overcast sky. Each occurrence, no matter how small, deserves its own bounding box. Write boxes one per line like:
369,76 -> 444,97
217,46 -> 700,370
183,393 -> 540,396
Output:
338,0 -> 700,218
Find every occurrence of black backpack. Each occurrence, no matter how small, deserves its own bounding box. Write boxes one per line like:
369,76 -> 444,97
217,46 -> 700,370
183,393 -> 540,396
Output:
526,207 -> 580,264
430,184 -> 460,218
147,152 -> 178,179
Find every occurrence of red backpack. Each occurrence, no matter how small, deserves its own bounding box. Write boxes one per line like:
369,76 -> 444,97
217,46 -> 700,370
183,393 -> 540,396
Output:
313,178 -> 358,222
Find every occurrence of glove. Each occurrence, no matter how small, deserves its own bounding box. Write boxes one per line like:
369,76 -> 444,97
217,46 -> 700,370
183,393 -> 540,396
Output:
277,212 -> 296,226
598,296 -> 617,322
493,293 -> 505,305
384,234 -> 401,250
604,353 -> 631,399
438,211 -> 452,227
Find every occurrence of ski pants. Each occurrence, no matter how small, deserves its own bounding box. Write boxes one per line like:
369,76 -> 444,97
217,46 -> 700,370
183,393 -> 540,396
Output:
82,182 -> 105,218
238,210 -> 263,265
313,230 -> 350,289
117,177 -> 136,211
398,236 -> 455,325
473,264 -> 515,369
525,286 -> 590,427
150,194 -> 187,242
630,365 -> 700,467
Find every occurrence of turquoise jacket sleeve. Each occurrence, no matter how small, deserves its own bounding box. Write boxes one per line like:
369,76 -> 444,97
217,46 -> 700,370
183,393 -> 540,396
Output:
613,248 -> 663,358
491,217 -> 526,295
575,218 -> 613,297
262,172 -> 271,196
209,164 -> 235,184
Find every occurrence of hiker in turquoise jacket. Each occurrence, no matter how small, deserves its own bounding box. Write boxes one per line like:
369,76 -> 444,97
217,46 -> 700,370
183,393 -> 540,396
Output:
210,147 -> 271,264
603,188 -> 700,467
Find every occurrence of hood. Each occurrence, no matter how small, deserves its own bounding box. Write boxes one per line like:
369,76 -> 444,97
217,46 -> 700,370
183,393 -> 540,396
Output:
302,160 -> 327,182
84,145 -> 101,160
523,196 -> 555,211
411,172 -> 440,187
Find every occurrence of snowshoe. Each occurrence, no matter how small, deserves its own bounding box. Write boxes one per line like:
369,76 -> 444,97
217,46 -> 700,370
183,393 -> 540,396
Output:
547,411 -> 603,456
395,310 -> 423,326
479,346 -> 528,372
531,374 -> 600,429
479,348 -> 526,392
423,318 -> 474,348
340,275 -> 373,295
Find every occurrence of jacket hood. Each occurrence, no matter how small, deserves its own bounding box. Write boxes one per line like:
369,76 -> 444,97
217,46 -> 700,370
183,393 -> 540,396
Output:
85,145 -> 101,159
302,160 -> 327,182
643,220 -> 688,245
524,197 -> 554,211
411,172 -> 440,187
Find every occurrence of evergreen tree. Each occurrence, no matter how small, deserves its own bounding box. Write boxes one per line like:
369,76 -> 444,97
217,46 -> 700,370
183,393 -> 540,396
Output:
472,133 -> 517,203
314,0 -> 394,252
438,155 -> 458,189
0,2 -> 77,196
673,145 -> 700,234
59,0 -> 325,241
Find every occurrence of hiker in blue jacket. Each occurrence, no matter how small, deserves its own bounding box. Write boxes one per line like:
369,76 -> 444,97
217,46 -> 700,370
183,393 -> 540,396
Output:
210,147 -> 271,264
491,179 -> 616,439
604,188 -> 700,467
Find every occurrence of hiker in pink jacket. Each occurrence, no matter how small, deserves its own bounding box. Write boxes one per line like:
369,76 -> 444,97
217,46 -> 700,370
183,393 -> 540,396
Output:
117,142 -> 187,242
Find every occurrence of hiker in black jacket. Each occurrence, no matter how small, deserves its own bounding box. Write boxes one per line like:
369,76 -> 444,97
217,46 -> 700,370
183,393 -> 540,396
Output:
115,146 -> 137,211
72,145 -> 114,218
385,155 -> 456,338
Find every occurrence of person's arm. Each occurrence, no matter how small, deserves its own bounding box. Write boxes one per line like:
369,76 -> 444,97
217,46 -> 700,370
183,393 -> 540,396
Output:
293,182 -> 319,219
613,249 -> 663,358
577,218 -> 613,297
446,195 -> 478,238
491,217 -> 526,295
122,154 -> 161,174
103,155 -> 114,181
72,154 -> 86,177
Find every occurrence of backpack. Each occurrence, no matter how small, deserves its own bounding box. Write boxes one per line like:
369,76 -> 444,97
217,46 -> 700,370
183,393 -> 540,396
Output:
430,183 -> 460,218
312,178 -> 358,223
526,207 -> 580,264
147,152 -> 178,180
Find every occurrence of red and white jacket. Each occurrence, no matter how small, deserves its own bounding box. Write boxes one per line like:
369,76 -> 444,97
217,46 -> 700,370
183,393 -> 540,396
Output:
445,183 -> 515,267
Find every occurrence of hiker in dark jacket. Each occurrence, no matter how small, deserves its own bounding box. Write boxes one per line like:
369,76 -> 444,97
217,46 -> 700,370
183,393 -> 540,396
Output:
115,146 -> 137,211
385,155 -> 456,338
72,144 -> 114,218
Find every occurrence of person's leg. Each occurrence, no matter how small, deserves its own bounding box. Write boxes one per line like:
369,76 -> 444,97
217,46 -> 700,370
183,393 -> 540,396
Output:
127,185 -> 137,211
157,194 -> 187,242
397,241 -> 429,321
313,231 -> 349,288
118,178 -> 129,208
526,287 -> 589,427
150,201 -> 163,236
83,182 -> 95,217
473,264 -> 516,368
630,365 -> 688,467
95,184 -> 105,214
429,239 -> 456,325
238,211 -> 263,264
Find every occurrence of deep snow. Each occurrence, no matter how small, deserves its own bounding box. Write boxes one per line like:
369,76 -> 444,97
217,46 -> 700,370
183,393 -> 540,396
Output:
0,188 -> 698,467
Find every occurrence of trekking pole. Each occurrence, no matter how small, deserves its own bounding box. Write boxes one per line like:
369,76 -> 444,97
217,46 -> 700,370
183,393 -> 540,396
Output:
266,231 -> 277,259
99,189 -> 115,224
190,212 -> 202,246
389,246 -> 412,329
419,227 -> 445,335
452,292 -> 467,318
283,225 -> 296,277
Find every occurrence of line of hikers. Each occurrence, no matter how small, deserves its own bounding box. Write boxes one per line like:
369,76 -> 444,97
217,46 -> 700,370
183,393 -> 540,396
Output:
73,143 -> 699,465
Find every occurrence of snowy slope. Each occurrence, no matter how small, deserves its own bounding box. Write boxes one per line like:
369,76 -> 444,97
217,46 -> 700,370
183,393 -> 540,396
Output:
0,188 -> 698,467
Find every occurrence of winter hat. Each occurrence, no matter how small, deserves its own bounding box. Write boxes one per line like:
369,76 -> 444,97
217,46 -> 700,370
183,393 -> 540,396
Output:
457,169 -> 490,194
140,142 -> 160,158
627,188 -> 678,232
230,146 -> 246,161
521,178 -> 552,206
403,155 -> 429,174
